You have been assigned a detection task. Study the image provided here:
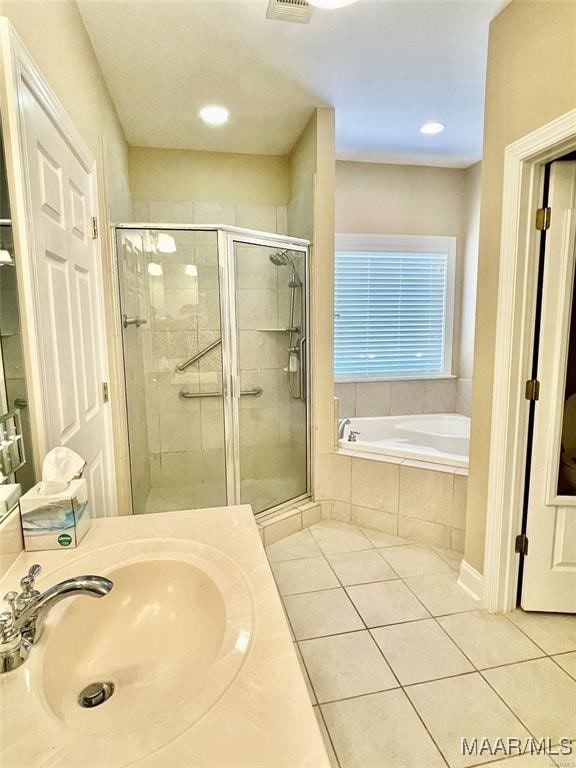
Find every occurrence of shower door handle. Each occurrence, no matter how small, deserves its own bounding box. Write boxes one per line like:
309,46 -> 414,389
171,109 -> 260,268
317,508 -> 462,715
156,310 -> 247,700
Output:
299,336 -> 306,401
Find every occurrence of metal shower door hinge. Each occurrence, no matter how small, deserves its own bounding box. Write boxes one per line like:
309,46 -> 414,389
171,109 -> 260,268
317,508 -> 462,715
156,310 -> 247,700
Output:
515,533 -> 529,556
535,207 -> 551,231
91,217 -> 99,239
525,379 -> 540,401
102,382 -> 109,403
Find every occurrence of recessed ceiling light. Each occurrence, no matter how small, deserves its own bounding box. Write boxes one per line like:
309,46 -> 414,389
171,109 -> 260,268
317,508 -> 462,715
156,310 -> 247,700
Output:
199,105 -> 229,126
420,121 -> 446,135
307,0 -> 358,7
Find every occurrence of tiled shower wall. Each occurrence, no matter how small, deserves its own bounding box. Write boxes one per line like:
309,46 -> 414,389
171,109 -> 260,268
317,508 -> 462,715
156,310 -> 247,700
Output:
335,376 -> 472,418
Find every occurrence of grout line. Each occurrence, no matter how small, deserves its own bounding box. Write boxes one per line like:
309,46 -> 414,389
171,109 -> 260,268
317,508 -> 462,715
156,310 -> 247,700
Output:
501,612 -> 562,657
399,688 -> 452,768
315,703 -> 343,768
549,653 -> 576,684
267,523 -> 576,764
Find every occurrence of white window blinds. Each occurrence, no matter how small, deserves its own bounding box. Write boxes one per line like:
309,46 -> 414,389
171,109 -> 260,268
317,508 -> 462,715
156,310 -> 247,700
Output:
334,247 -> 452,378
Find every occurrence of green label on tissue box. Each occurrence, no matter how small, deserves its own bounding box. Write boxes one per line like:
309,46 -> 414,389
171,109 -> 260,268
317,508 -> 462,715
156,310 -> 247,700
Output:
57,533 -> 72,547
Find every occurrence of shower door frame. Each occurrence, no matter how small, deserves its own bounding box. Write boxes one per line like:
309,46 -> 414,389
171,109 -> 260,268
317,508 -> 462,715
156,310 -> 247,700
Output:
115,223 -> 311,518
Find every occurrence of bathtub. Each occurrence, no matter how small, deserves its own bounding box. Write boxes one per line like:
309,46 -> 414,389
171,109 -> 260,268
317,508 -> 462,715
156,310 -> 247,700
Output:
339,413 -> 470,468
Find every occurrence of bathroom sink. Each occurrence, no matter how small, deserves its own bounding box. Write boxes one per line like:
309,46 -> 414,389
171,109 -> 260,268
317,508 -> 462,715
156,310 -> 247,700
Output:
0,538 -> 253,768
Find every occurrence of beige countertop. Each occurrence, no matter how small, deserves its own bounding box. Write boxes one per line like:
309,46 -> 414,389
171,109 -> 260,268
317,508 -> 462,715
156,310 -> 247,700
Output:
0,505 -> 330,768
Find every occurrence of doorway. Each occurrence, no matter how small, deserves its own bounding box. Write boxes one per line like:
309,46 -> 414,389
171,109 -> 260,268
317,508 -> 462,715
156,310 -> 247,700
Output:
115,225 -> 310,516
484,108 -> 576,613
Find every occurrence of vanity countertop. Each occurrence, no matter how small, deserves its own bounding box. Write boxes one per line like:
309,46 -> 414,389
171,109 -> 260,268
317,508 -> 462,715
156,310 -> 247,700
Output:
0,505 -> 330,768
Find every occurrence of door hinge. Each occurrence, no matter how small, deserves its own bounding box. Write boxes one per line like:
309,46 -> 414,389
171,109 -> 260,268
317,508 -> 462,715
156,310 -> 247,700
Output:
515,533 -> 529,556
91,216 -> 99,240
525,379 -> 540,401
535,207 -> 551,231
102,382 -> 109,403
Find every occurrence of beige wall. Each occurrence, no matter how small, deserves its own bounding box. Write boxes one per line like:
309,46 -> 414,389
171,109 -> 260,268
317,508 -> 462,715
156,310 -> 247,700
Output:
0,0 -> 131,221
466,0 -> 576,573
336,161 -> 466,236
129,147 -> 290,209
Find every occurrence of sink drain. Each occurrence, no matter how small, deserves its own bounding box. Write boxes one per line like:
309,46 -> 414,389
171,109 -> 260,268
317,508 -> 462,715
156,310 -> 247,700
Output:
78,681 -> 115,708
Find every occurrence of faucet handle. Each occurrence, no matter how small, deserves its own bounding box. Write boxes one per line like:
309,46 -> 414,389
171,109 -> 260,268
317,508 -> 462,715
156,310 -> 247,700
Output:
3,591 -> 18,619
20,564 -> 41,594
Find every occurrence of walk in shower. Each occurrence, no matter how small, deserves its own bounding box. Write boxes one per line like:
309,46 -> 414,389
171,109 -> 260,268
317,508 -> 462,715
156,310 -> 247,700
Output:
115,225 -> 309,516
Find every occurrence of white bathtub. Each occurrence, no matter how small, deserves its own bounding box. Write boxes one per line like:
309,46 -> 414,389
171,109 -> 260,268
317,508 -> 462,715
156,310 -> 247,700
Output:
339,413 -> 470,468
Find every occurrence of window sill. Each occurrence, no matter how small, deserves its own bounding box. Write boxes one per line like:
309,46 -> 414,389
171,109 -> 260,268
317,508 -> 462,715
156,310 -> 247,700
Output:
335,374 -> 458,384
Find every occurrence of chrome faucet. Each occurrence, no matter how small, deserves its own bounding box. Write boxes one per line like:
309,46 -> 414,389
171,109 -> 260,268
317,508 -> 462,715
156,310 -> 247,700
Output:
338,418 -> 351,439
0,564 -> 113,673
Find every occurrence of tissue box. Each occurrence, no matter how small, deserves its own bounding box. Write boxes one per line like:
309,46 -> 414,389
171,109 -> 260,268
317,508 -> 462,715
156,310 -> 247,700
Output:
19,479 -> 91,551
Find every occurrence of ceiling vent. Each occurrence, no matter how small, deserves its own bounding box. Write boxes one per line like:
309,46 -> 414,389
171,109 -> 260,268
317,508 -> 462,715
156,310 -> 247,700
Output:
266,0 -> 313,24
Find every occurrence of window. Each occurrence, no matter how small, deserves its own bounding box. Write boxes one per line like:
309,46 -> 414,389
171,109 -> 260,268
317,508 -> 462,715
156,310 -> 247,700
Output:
334,234 -> 456,380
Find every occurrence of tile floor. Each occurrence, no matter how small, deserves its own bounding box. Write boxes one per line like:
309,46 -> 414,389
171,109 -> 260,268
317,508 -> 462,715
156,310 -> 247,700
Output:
266,521 -> 576,768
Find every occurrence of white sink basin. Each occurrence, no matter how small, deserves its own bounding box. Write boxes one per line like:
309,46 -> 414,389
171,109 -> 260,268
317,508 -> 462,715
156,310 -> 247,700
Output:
1,538 -> 253,768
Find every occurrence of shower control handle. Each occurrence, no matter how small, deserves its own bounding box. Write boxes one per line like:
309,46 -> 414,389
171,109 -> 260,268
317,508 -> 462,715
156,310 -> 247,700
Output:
122,314 -> 147,329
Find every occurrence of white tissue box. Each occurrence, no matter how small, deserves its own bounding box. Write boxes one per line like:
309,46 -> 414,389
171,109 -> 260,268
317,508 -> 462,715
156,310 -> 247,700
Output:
19,479 -> 91,551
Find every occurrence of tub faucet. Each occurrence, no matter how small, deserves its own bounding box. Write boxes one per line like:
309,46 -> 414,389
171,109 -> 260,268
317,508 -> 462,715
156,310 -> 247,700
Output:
0,564 -> 113,673
338,418 -> 351,439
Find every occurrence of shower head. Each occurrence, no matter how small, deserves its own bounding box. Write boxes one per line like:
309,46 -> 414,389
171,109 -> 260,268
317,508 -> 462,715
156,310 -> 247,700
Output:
269,250 -> 302,286
269,251 -> 290,267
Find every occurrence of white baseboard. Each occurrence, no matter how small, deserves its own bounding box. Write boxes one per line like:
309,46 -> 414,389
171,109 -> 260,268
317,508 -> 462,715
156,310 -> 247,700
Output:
458,559 -> 484,604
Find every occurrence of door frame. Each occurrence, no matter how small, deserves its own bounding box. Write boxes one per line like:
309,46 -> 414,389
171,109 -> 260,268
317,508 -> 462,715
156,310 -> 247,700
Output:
484,107 -> 576,612
0,19 -> 117,511
114,223 -> 311,514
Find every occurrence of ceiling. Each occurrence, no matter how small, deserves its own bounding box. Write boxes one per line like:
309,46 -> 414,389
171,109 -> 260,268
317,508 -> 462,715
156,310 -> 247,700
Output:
77,0 -> 508,167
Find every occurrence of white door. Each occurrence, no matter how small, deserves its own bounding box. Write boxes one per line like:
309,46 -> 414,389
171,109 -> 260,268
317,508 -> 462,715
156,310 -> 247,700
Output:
521,161 -> 576,612
4,55 -> 116,515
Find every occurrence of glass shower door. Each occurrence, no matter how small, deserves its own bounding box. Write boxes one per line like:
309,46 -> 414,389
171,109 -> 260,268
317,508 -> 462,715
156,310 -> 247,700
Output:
233,240 -> 308,513
117,228 -> 227,514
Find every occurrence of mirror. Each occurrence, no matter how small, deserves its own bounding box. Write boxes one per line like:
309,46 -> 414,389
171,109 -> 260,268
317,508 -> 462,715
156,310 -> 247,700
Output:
0,126 -> 34,501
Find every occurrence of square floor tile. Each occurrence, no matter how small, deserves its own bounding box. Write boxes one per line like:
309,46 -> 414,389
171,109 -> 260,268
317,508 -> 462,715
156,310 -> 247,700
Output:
283,588 -> 364,640
272,556 -> 339,596
361,528 -> 412,548
299,630 -> 397,703
380,544 -> 452,578
322,689 -> 446,768
406,673 -> 531,768
403,572 -> 480,616
553,651 -> 576,680
506,610 -> 576,655
372,618 -> 473,685
266,529 -> 322,562
326,549 -> 398,586
310,521 -> 373,555
438,611 -> 544,669
347,580 -> 430,627
483,658 -> 576,746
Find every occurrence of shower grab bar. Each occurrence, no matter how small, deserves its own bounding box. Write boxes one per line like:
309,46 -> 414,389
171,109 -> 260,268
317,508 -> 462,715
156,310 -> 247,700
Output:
179,387 -> 263,400
176,338 -> 222,372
